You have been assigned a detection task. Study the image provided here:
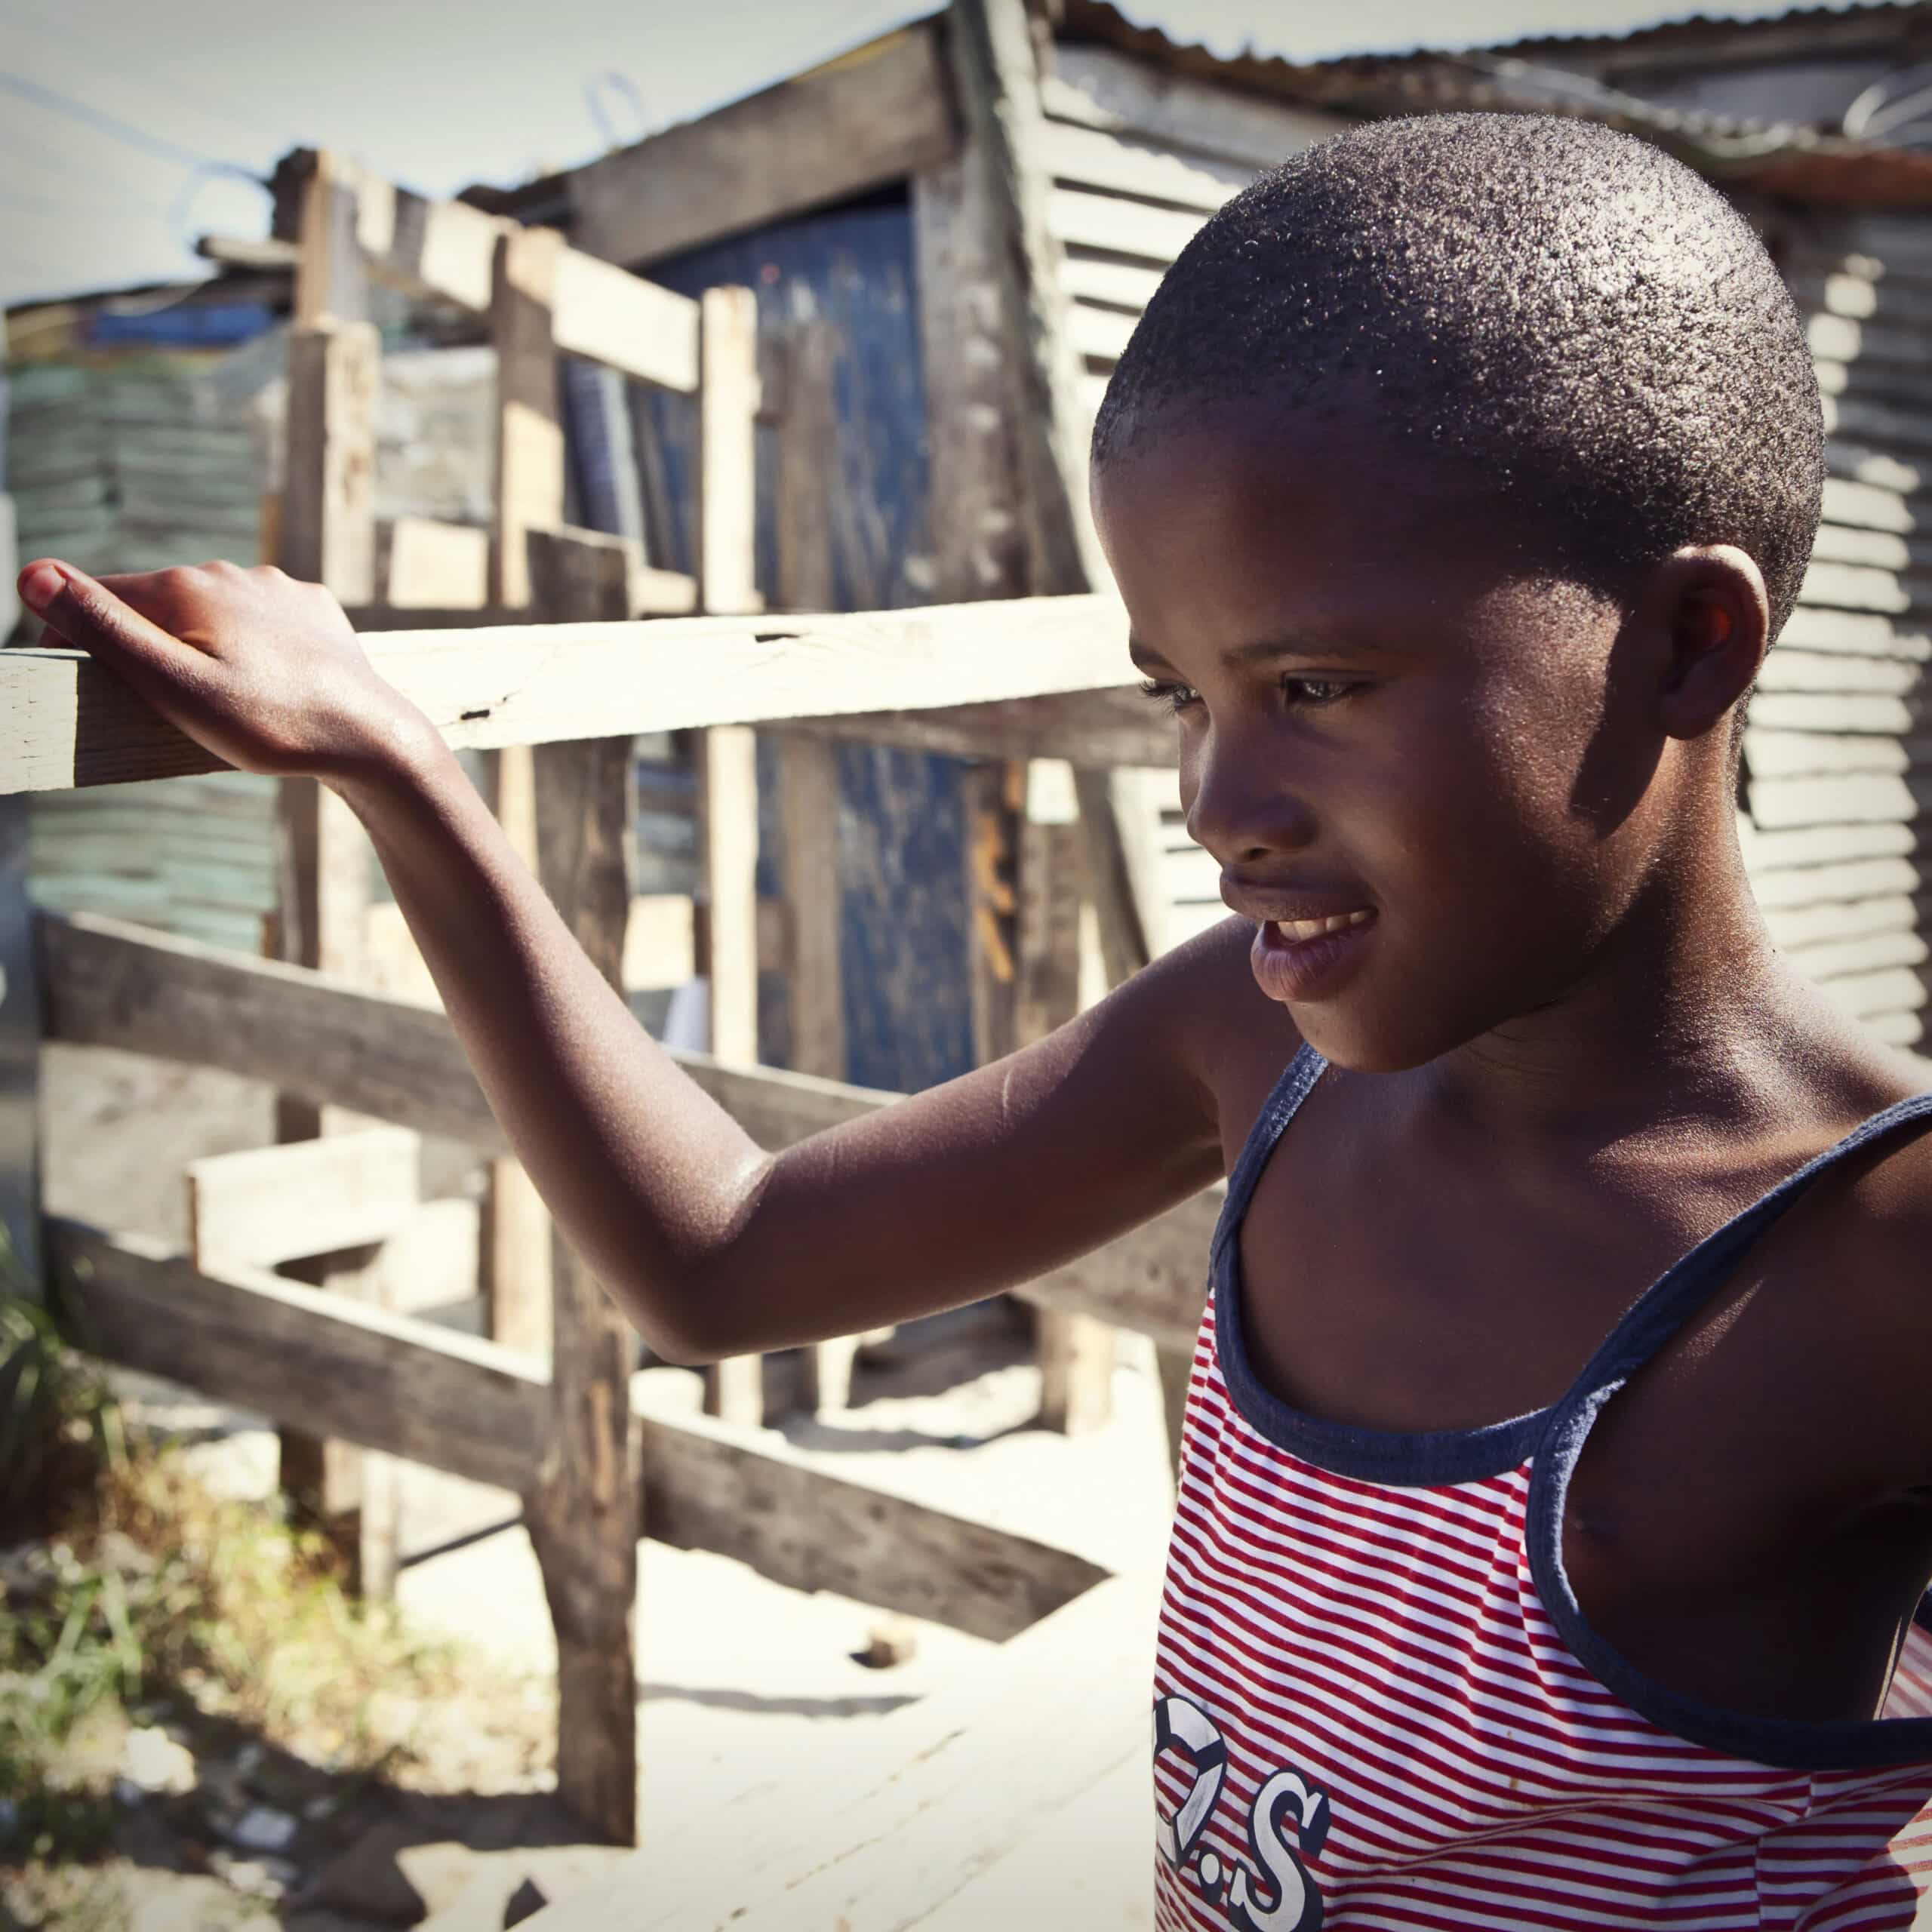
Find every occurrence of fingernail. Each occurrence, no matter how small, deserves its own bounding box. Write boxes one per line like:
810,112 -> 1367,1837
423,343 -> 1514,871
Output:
18,563 -> 63,611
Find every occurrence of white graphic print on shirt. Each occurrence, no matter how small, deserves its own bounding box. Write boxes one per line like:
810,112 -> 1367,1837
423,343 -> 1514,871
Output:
1154,1694 -> 1329,1931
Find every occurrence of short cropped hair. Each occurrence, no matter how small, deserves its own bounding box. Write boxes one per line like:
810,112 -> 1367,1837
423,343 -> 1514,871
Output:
1091,113 -> 1823,640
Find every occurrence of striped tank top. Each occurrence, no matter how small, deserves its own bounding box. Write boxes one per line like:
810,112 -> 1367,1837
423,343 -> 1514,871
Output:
1154,1046 -> 1932,1930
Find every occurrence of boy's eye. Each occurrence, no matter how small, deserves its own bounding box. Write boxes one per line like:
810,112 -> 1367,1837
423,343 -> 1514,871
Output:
1137,678 -> 1200,714
1281,675 -> 1352,707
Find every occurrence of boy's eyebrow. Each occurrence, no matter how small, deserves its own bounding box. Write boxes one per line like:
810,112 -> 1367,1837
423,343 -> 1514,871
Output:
1127,635 -> 1392,672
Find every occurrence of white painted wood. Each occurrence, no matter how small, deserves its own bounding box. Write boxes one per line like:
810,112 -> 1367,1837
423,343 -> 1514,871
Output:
188,1126 -> 420,1272
2,594 -> 1137,795
551,245 -> 700,393
1047,185 -> 1207,264
1044,42 -> 1340,172
1039,117 -> 1251,214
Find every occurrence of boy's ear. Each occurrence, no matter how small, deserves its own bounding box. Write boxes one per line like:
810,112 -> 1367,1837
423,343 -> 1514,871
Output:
1647,546 -> 1771,743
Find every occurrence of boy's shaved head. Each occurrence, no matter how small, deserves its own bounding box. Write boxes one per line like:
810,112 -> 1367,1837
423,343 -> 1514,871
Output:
1092,113 -> 1823,640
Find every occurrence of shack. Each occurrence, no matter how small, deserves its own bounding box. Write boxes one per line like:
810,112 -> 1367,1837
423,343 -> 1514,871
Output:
460,0 -> 1932,1050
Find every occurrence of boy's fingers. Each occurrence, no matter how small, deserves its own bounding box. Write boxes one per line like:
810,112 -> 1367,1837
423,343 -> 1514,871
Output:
17,559 -> 193,678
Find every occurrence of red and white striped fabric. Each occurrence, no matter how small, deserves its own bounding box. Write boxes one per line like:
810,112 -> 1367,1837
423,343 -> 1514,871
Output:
1152,1292 -> 1932,1932
1152,1050 -> 1932,1930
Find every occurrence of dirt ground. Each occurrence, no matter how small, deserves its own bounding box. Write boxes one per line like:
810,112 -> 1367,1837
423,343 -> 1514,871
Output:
23,1041 -> 1177,1928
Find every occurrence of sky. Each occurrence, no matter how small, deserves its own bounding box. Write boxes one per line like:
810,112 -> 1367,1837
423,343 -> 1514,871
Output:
0,0 -> 1906,312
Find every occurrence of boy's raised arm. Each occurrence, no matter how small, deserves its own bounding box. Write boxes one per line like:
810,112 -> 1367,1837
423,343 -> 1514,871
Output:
19,559 -> 1231,1361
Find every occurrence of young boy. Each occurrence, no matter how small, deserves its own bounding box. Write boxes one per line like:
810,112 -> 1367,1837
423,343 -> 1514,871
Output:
21,110 -> 1932,1927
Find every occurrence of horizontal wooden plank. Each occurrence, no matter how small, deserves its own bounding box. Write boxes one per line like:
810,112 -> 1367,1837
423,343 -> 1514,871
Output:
1069,301 -> 1136,365
1869,1009 -> 1926,1047
1808,525 -> 1922,574
637,1399 -> 1109,1642
1047,186 -> 1205,265
1798,557 -> 1932,617
1745,691 -> 1915,734
1755,648 -> 1922,694
51,1219 -> 543,1494
1808,309 -> 1932,372
1749,855 -> 1921,911
1764,891 -> 1921,949
1743,726 -> 1912,778
188,1125 -> 421,1271
784,685 -> 1177,769
1823,393 -> 1932,461
1039,118 -> 1249,215
2,592 -> 1134,795
550,246 -> 700,393
1821,474 -> 1928,536
1740,816 -> 1916,873
1060,254 -> 1166,314
1827,438 -> 1927,497
1043,42 -> 1340,175
1786,926 -> 1928,982
39,912 -> 1214,1349
1746,769 -> 1918,829
571,23 -> 955,269
1815,963 -> 1928,1020
45,1220 -> 1106,1641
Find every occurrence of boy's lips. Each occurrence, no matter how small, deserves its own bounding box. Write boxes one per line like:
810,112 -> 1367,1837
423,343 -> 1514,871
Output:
1244,904 -> 1378,1004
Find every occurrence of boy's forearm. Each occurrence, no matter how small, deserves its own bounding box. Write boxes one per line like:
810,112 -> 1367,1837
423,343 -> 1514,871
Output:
332,731 -> 771,1358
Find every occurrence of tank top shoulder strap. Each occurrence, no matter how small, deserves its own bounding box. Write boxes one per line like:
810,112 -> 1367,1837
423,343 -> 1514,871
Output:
1565,1085 -> 1932,1401
1211,1042 -> 1328,1264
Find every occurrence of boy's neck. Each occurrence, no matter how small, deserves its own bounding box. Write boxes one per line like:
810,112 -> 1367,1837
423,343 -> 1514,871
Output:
1419,820 -> 1799,1147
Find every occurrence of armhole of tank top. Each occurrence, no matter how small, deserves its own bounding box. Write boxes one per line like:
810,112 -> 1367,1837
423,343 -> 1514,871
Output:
1526,1088 -> 1932,1770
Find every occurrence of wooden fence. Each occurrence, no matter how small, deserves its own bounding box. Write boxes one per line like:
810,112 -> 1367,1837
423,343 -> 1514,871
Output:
4,576 -> 1219,1845
0,148 -> 1214,1849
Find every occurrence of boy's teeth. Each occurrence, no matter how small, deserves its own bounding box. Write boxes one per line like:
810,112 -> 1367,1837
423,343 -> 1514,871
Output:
1273,911 -> 1371,942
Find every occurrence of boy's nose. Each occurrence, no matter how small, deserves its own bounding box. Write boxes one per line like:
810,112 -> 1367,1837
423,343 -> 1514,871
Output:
1183,754 -> 1317,865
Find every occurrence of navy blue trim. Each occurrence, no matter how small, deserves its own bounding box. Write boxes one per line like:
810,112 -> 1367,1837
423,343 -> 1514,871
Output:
1525,1088 -> 1932,1770
1212,1045 -> 1556,1486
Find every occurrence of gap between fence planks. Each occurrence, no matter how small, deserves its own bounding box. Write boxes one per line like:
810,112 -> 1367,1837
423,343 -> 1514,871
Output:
40,910 -> 1219,1352
43,1219 -> 1109,1646
0,593 -> 1134,797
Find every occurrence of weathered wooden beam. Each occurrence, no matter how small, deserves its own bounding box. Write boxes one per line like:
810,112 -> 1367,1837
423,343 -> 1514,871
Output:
570,23 -> 957,268
525,528 -> 645,1844
949,0 -> 1107,595
0,794 -> 38,1297
696,282 -> 766,1427
44,1219 -> 1107,1643
0,594 -> 1134,795
40,912 -> 1216,1350
188,1126 -> 420,1273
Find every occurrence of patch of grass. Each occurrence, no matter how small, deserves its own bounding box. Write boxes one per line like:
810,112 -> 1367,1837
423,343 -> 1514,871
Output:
1,1260 -> 552,1929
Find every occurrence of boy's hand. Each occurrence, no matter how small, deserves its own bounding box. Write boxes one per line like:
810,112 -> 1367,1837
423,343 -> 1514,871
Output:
17,558 -> 436,786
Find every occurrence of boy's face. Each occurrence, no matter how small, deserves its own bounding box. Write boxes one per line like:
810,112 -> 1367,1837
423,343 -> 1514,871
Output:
1091,402 -> 1679,1073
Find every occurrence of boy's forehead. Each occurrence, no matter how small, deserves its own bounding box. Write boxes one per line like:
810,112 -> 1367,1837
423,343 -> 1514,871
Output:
1092,398 -> 1498,578
1091,396 -> 1601,664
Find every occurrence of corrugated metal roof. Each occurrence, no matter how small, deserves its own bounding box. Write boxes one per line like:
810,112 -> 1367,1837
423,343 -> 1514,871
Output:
1060,0 -> 1932,203
1066,0 -> 1927,67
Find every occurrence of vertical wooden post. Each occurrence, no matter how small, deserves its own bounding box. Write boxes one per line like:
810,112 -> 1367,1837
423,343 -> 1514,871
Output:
482,223 -> 568,1361
772,317 -> 861,1411
915,72 -> 1111,1429
695,285 -> 765,1427
276,153 -> 396,1593
524,528 -> 643,1847
1017,760 -> 1114,1435
0,794 -> 39,1303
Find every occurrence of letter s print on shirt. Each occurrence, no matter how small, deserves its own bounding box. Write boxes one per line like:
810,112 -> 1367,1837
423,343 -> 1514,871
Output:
1154,1695 -> 1330,1932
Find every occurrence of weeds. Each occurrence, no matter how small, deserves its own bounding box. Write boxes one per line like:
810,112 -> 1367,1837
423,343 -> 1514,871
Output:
0,1264 -> 551,1929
